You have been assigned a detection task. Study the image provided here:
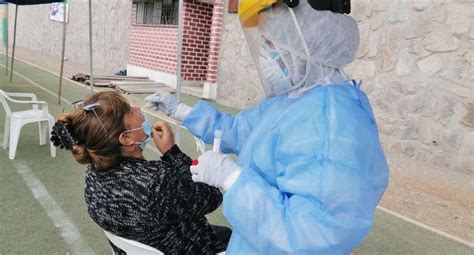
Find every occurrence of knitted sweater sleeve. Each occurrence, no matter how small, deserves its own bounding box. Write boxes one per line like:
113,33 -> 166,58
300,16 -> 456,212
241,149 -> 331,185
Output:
148,145 -> 223,220
160,145 -> 195,176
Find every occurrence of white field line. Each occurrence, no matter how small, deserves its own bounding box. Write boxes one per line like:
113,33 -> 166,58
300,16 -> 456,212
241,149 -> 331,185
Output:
0,53 -> 87,88
12,160 -> 95,254
377,206 -> 473,248
0,64 -> 72,105
3,57 -> 473,249
0,84 -> 35,87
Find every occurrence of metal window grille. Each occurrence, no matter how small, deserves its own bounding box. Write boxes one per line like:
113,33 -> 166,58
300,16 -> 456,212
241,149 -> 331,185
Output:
134,0 -> 178,25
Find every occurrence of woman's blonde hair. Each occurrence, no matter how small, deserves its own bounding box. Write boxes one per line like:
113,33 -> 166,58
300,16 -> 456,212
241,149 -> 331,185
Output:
57,91 -> 131,172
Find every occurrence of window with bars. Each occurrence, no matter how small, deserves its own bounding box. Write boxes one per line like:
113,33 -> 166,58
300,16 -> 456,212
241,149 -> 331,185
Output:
134,0 -> 179,25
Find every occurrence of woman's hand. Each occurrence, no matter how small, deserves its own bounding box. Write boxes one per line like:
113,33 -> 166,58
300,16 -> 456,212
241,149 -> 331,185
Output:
152,121 -> 175,154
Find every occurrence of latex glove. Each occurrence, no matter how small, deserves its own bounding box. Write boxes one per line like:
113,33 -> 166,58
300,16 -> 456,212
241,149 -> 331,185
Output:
144,91 -> 181,116
144,91 -> 192,121
190,151 -> 242,191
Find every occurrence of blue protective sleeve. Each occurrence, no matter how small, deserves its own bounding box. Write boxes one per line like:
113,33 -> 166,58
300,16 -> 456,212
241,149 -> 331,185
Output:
181,100 -> 272,155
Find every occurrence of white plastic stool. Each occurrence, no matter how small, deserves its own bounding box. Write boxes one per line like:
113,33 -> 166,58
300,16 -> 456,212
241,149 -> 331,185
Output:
0,90 -> 56,159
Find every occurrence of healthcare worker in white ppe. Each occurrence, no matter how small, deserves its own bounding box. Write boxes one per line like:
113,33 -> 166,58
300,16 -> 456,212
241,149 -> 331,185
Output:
146,0 -> 389,254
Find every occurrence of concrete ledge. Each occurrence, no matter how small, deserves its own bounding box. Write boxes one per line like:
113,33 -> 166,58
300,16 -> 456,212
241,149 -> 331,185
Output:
203,81 -> 217,100
127,64 -> 206,99
182,85 -> 204,98
127,64 -> 177,87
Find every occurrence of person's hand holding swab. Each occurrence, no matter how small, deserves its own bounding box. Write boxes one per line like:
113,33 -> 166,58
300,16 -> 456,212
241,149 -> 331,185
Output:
152,121 -> 175,154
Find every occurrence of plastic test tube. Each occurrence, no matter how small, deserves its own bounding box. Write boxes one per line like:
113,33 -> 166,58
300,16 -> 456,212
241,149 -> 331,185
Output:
213,130 -> 222,153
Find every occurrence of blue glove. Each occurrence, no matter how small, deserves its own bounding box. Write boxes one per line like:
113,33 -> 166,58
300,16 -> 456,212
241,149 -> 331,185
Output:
190,151 -> 242,191
144,91 -> 181,116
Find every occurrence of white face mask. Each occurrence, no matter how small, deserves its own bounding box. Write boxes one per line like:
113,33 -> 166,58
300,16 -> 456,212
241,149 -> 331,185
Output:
258,41 -> 293,98
122,110 -> 153,151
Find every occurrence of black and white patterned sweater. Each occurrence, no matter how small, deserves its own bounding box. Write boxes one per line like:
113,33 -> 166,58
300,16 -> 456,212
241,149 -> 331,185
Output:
85,145 -> 226,254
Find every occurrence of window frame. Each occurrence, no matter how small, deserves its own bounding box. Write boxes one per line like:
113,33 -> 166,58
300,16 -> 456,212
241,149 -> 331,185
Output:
133,0 -> 179,27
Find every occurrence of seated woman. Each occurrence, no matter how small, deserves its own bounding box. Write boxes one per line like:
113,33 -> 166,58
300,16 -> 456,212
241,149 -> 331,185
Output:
51,91 -> 229,254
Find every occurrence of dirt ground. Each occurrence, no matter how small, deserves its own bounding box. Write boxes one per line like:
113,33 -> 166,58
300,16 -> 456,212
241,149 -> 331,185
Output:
381,152 -> 474,243
4,46 -> 474,245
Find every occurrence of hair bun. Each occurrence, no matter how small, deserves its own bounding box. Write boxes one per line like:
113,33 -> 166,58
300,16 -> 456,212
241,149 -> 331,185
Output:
51,121 -> 76,150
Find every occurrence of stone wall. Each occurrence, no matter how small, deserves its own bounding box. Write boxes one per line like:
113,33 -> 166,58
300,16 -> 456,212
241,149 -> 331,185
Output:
345,0 -> 473,174
3,1 -> 132,74
217,0 -> 474,174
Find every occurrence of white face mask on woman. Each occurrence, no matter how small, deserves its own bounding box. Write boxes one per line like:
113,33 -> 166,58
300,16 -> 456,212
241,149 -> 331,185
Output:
122,114 -> 153,151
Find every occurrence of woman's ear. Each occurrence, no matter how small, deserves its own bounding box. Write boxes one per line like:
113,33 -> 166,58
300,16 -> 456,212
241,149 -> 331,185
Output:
119,132 -> 134,146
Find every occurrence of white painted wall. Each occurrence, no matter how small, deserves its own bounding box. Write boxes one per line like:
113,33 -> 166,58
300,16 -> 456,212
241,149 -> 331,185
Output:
4,0 -> 132,74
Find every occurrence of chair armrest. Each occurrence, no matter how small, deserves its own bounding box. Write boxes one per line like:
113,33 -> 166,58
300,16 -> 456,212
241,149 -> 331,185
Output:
5,97 -> 47,105
5,92 -> 38,101
1,91 -> 48,113
29,100 -> 48,105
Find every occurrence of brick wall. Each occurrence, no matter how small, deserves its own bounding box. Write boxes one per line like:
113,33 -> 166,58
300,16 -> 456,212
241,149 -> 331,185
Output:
182,0 -> 213,81
129,0 -> 214,82
129,3 -> 178,75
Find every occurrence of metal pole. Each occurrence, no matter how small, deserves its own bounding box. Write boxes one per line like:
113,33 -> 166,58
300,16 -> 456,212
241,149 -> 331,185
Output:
57,2 -> 67,105
88,0 -> 94,94
4,4 -> 8,76
9,4 -> 17,82
175,0 -> 184,145
176,0 -> 183,100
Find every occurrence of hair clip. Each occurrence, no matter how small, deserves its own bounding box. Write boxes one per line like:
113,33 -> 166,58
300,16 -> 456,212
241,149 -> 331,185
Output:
82,102 -> 101,111
51,121 -> 76,151
80,102 -> 107,133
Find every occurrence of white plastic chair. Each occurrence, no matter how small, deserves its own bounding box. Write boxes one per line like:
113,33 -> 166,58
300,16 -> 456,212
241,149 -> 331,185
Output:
104,230 -> 226,255
103,230 -> 164,255
0,90 -> 56,159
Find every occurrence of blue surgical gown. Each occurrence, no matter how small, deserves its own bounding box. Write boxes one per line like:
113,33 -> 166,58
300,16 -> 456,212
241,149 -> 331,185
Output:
182,82 -> 389,254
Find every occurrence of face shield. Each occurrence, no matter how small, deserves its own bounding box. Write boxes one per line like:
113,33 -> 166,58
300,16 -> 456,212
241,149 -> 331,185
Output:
239,1 -> 311,98
238,0 -> 360,99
